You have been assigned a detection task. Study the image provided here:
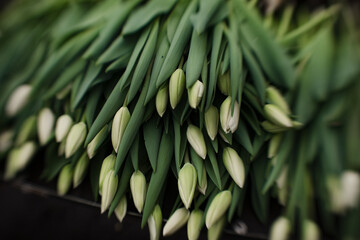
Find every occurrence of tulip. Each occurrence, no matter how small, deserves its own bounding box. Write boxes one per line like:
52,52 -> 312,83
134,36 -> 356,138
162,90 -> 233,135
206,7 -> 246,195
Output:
303,219 -> 320,240
223,147 -> 245,188
148,204 -> 162,240
188,80 -> 204,109
169,69 -> 185,109
55,115 -> 73,142
204,105 -> 219,140
205,190 -> 232,228
268,133 -> 283,158
178,163 -> 197,209
15,115 -> 36,145
87,125 -> 108,159
114,195 -> 127,222
266,86 -> 291,115
217,72 -> 231,96
264,104 -> 292,128
261,121 -> 288,133
208,216 -> 226,240
130,170 -> 147,213
73,152 -> 90,188
101,170 -> 118,213
269,217 -> 291,240
57,164 -> 74,196
198,164 -> 207,195
5,84 -> 32,117
340,171 -> 360,209
37,108 -> 55,146
186,124 -> 207,159
99,154 -> 116,195
187,209 -> 203,240
220,96 -> 240,133
156,84 -> 168,117
65,122 -> 87,158
111,107 -> 130,153
0,130 -> 14,153
163,208 -> 190,236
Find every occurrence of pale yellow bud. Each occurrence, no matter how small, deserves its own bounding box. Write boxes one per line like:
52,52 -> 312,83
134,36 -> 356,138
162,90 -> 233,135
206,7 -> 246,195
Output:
111,107 -> 130,153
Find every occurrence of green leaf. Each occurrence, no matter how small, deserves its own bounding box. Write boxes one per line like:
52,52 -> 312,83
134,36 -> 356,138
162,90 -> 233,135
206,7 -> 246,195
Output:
156,0 -> 198,87
234,119 -> 253,155
205,140 -> 222,190
166,0 -> 189,42
189,147 -> 204,185
173,117 -> 187,173
122,0 -> 177,35
141,130 -> 174,227
85,85 -> 104,126
131,134 -> 140,171
97,35 -> 136,65
190,0 -> 222,34
186,30 -> 207,88
143,116 -> 162,171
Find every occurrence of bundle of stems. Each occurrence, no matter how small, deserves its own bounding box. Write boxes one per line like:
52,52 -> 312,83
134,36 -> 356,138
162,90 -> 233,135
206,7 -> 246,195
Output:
0,0 -> 359,239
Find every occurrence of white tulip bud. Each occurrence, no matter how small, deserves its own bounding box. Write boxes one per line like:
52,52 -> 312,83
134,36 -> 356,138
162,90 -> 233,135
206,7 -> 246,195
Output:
86,125 -> 107,159
101,170 -> 118,213
114,195 -> 127,222
266,86 -> 291,115
156,84 -> 169,117
111,107 -> 130,153
261,121 -> 288,133
178,163 -> 197,209
65,122 -> 87,158
169,69 -> 185,109
220,96 -> 240,133
5,84 -> 32,117
303,220 -> 320,240
223,147 -> 245,188
130,170 -> 147,213
204,106 -> 219,140
186,124 -> 207,159
55,115 -> 73,143
148,204 -> 162,240
208,216 -> 226,240
340,171 -> 360,209
73,152 -> 90,188
188,80 -> 204,109
205,190 -> 232,229
0,130 -> 14,153
163,208 -> 190,236
15,115 -> 36,146
217,71 -> 231,96
57,164 -> 73,196
268,133 -> 283,158
187,209 -> 203,240
197,164 -> 207,195
264,104 -> 292,128
37,108 -> 55,146
269,217 -> 291,240
99,154 -> 116,195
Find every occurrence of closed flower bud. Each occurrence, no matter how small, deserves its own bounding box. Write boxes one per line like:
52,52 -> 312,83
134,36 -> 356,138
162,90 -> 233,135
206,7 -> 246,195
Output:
58,139 -> 66,156
266,86 -> 291,115
303,220 -> 320,240
16,115 -> 36,146
57,164 -> 74,196
208,216 -> 226,240
220,96 -> 240,133
169,69 -> 185,109
55,115 -> 73,143
269,217 -> 291,240
148,204 -> 162,240
188,80 -> 204,109
4,141 -> 36,180
261,121 -> 288,133
187,209 -> 204,240
130,170 -> 147,213
101,170 -> 118,213
268,133 -> 283,158
5,84 -> 32,117
65,122 -> 87,158
156,84 -> 168,117
99,154 -> 116,195
114,195 -> 127,223
198,164 -> 207,195
111,107 -> 130,153
37,108 -> 55,146
264,104 -> 292,128
178,163 -> 197,209
223,147 -> 245,188
217,71 -> 231,96
204,106 -> 219,140
205,190 -> 232,229
340,171 -> 360,209
186,124 -> 207,159
163,208 -> 190,236
73,152 -> 90,188
0,130 -> 14,153
87,125 -> 108,159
